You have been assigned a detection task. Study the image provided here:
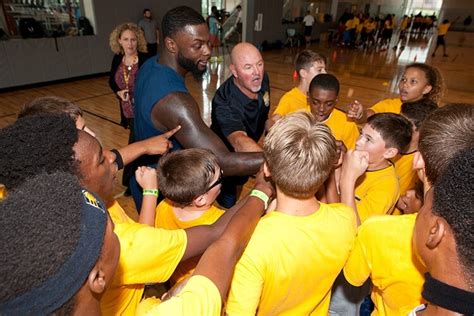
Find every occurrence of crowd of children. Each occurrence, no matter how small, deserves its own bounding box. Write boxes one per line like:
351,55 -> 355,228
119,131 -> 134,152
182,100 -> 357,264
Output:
335,11 -> 444,51
1,8 -> 473,316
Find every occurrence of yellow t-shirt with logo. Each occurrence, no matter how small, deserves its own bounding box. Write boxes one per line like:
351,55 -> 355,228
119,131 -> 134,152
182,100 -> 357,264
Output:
323,108 -> 359,149
136,275 -> 221,316
226,203 -> 357,315
370,98 -> 402,114
101,201 -> 187,316
344,214 -> 426,315
355,164 -> 400,223
155,200 -> 225,284
273,87 -> 308,116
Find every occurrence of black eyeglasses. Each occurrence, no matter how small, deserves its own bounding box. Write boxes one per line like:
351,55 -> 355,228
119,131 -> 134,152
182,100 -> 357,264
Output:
206,169 -> 223,192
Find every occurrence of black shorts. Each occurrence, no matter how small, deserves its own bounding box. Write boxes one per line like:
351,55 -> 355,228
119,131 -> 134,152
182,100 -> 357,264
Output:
304,26 -> 313,36
437,35 -> 445,45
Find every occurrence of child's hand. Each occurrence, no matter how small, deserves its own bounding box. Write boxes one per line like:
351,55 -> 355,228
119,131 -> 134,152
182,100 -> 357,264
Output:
135,166 -> 158,190
347,100 -> 364,121
254,166 -> 275,201
143,125 -> 181,155
342,149 -> 369,181
397,189 -> 422,214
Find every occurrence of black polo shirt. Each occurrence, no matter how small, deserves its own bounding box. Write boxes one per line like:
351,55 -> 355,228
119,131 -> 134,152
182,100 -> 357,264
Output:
211,73 -> 270,151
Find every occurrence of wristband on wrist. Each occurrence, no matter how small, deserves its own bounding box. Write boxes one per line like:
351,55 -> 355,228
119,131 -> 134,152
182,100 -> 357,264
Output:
110,149 -> 124,170
249,189 -> 269,209
142,189 -> 159,197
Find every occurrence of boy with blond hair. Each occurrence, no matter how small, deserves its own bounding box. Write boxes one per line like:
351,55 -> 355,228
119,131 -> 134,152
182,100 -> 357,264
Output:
153,148 -> 225,284
267,50 -> 326,128
226,112 -> 357,315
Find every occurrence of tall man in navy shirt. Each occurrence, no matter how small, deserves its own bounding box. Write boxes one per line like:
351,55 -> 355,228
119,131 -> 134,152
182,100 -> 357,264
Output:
211,42 -> 270,207
132,7 -> 263,210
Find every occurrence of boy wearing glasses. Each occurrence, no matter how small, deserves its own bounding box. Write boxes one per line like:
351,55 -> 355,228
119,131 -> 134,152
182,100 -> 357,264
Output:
144,148 -> 225,285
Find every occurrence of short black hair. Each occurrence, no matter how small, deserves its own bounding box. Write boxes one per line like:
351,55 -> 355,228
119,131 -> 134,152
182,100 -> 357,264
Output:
367,113 -> 413,153
143,8 -> 151,14
433,147 -> 474,285
0,172 -> 83,309
162,6 -> 206,39
401,98 -> 438,130
0,114 -> 78,189
309,73 -> 340,95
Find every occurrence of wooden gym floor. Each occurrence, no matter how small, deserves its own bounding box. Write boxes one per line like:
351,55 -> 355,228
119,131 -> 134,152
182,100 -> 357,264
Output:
1,33 -> 473,219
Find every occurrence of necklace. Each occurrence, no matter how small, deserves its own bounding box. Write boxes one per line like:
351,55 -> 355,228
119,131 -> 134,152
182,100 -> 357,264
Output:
122,55 -> 138,87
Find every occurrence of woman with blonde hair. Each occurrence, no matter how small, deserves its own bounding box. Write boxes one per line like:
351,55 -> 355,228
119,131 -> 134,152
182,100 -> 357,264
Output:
109,22 -> 149,192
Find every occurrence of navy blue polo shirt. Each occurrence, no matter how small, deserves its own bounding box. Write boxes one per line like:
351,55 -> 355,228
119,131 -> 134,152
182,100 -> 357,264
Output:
211,73 -> 270,151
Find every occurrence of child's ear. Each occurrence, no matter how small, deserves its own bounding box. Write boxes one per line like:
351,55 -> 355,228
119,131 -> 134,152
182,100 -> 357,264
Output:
426,217 -> 446,250
422,84 -> 433,96
193,194 -> 207,207
413,151 -> 425,170
383,147 -> 398,159
299,68 -> 306,80
87,265 -> 107,294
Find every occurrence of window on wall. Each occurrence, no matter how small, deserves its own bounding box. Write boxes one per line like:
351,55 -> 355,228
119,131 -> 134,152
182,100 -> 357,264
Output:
1,0 -> 95,39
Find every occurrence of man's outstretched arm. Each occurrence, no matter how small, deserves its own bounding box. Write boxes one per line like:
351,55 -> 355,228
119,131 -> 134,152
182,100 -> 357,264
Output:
151,92 -> 264,176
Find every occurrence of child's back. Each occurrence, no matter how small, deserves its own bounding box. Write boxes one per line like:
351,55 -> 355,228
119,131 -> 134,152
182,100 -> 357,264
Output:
155,148 -> 226,284
344,214 -> 426,315
226,112 -> 357,315
227,203 -> 356,315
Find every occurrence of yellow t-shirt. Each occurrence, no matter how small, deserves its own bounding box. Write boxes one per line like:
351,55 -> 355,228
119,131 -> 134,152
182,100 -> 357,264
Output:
155,199 -> 225,229
0,185 -> 6,200
438,23 -> 451,36
400,18 -> 408,31
226,203 -> 357,315
343,214 -> 426,315
323,108 -> 359,149
136,275 -> 221,316
370,98 -> 402,114
155,200 -> 225,283
345,19 -> 355,30
393,151 -> 417,196
355,164 -> 400,223
365,21 -> 376,32
101,201 -> 188,316
273,87 -> 308,116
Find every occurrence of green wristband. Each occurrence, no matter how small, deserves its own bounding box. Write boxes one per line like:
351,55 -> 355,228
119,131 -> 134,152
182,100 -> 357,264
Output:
250,189 -> 269,209
142,189 -> 159,197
